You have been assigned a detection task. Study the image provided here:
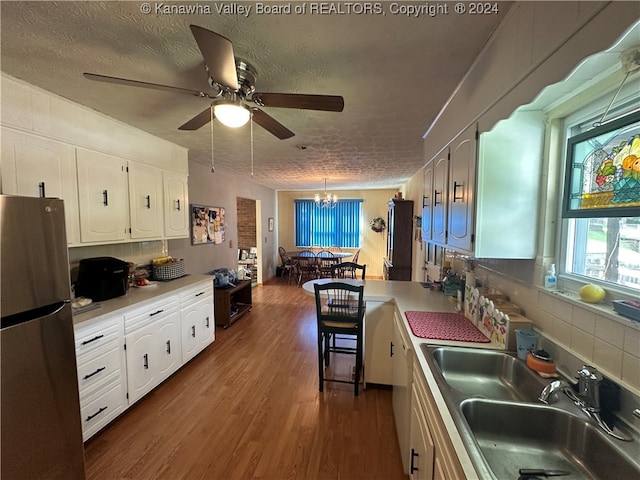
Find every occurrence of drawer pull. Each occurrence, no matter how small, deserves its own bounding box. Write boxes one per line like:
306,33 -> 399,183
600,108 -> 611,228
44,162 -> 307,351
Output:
166,340 -> 171,354
149,309 -> 164,317
143,353 -> 149,369
410,448 -> 419,474
81,334 -> 104,346
191,325 -> 196,338
195,292 -> 205,297
83,366 -> 106,380
86,406 -> 108,422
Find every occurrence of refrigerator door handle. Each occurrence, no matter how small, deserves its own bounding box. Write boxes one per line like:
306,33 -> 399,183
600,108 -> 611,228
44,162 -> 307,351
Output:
1,301 -> 68,329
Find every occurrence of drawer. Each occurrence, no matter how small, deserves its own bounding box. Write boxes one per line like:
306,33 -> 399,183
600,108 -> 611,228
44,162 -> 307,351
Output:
74,314 -> 124,357
180,281 -> 213,307
77,344 -> 123,398
125,296 -> 179,334
80,380 -> 126,441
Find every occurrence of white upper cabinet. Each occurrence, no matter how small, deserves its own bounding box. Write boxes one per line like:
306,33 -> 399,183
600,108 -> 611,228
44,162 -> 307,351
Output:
163,171 -> 189,238
446,125 -> 477,253
421,163 -> 433,243
76,148 -> 129,243
1,128 -> 81,244
128,161 -> 164,239
430,150 -> 449,246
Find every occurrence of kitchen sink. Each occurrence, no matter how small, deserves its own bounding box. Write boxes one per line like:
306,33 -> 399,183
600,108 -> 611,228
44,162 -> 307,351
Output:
421,345 -> 640,479
461,398 -> 640,480
425,345 -> 547,402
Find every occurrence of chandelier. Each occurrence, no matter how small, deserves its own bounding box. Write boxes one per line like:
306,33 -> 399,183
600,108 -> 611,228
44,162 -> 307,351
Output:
314,178 -> 338,209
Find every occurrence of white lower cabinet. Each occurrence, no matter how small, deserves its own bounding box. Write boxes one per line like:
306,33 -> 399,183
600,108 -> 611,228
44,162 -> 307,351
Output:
180,283 -> 215,363
410,382 -> 436,480
411,361 -> 465,480
125,296 -> 181,405
392,309 -> 413,474
74,313 -> 127,441
364,300 -> 395,385
74,279 -> 215,439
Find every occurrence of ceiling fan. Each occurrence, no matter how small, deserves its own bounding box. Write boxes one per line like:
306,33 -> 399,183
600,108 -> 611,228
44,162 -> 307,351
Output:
84,25 -> 344,139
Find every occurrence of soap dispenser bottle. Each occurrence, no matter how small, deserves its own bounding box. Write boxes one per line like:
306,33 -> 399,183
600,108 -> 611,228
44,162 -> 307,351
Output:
545,264 -> 557,290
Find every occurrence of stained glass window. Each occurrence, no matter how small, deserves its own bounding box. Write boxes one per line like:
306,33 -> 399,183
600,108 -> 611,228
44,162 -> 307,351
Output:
563,110 -> 640,218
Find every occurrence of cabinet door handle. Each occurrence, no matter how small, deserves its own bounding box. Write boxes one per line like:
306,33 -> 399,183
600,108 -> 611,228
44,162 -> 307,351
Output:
176,199 -> 181,211
145,195 -> 151,209
410,448 -> 419,474
86,406 -> 108,422
149,309 -> 164,317
103,189 -> 109,206
191,325 -> 196,337
39,182 -> 46,198
166,340 -> 171,354
81,334 -> 104,346
205,316 -> 210,328
453,181 -> 464,202
83,366 -> 106,380
434,190 -> 442,206
143,353 -> 149,369
390,341 -> 394,357
422,195 -> 429,208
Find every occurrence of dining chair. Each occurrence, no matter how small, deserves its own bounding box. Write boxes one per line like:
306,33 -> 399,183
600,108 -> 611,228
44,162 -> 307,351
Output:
351,248 -> 361,264
314,282 -> 365,395
330,261 -> 366,280
296,249 -> 319,286
317,250 -> 338,278
278,246 -> 298,285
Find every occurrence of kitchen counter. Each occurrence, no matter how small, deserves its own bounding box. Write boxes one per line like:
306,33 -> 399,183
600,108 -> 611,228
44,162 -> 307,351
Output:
72,274 -> 213,325
303,278 -> 499,478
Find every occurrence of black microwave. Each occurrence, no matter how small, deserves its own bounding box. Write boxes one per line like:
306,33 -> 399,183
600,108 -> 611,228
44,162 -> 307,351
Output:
75,257 -> 130,302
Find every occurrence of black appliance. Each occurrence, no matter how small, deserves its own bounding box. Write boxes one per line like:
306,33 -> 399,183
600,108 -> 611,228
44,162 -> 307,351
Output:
75,256 -> 129,301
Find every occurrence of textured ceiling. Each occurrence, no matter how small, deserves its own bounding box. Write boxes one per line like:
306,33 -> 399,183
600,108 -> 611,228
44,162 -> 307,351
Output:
0,1 -> 510,191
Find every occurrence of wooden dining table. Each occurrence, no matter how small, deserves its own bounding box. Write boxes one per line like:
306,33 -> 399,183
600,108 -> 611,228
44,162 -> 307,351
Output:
285,251 -> 353,285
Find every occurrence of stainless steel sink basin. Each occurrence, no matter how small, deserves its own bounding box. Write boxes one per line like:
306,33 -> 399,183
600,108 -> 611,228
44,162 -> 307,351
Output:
424,345 -> 547,401
421,345 -> 640,479
461,398 -> 640,480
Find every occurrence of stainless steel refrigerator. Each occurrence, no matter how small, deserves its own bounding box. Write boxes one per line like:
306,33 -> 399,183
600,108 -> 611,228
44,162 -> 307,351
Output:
1,195 -> 85,479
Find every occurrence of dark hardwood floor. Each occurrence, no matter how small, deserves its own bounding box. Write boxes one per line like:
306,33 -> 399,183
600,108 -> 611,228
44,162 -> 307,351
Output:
84,278 -> 407,480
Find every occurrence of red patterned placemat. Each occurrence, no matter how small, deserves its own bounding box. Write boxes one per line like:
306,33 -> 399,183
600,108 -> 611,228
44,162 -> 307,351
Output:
404,311 -> 490,343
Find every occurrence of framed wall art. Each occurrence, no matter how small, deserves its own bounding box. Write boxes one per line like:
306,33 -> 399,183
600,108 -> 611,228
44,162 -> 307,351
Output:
191,204 -> 225,245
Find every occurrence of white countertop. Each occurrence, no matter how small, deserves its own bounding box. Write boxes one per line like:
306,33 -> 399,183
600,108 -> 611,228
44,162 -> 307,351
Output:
72,274 -> 213,325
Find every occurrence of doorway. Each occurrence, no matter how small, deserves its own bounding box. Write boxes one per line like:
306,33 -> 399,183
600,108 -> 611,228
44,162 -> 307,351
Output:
237,197 -> 261,285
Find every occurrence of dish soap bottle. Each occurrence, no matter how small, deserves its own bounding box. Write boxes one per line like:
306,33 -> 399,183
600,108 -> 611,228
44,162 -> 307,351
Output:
544,264 -> 557,290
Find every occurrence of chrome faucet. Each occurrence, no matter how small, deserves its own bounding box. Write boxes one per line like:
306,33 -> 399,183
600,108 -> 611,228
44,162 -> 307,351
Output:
539,380 -> 578,404
577,365 -> 602,412
539,366 -> 631,441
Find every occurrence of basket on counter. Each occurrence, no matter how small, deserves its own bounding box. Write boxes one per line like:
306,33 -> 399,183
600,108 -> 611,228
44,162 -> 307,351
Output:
152,259 -> 185,281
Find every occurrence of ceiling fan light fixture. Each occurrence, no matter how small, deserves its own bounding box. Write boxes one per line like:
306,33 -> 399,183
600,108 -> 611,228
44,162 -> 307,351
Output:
213,101 -> 250,128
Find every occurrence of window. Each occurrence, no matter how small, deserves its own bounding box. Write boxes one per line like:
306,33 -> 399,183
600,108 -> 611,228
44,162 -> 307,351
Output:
294,199 -> 362,248
560,99 -> 640,293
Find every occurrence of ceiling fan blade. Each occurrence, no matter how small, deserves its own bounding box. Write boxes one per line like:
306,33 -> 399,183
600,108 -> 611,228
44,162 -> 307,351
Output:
83,72 -> 213,98
189,25 -> 238,90
252,109 -> 294,139
252,93 -> 344,112
178,107 -> 212,131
